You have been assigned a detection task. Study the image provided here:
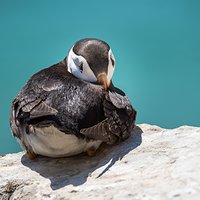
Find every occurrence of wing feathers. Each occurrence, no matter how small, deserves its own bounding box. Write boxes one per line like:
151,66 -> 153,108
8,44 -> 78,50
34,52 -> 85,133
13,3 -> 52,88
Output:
81,88 -> 137,144
21,98 -> 41,113
80,119 -> 118,144
30,101 -> 58,119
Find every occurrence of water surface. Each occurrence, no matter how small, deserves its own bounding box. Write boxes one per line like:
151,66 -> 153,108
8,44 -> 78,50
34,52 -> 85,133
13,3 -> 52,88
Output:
0,0 -> 200,153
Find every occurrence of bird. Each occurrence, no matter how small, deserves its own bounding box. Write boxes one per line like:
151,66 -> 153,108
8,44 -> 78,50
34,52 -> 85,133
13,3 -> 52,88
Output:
10,38 -> 137,159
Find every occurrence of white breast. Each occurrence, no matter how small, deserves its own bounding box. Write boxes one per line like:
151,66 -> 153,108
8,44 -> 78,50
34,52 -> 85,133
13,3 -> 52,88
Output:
23,126 -> 102,157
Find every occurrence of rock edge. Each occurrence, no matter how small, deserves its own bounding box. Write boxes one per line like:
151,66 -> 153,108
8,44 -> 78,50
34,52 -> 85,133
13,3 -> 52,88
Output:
0,124 -> 200,200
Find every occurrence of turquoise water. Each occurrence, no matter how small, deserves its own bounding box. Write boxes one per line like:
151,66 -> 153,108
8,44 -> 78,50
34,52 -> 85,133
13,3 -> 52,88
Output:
0,0 -> 200,154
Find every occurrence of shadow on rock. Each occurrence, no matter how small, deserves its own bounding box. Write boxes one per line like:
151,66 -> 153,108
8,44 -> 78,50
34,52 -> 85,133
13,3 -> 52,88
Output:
21,126 -> 143,190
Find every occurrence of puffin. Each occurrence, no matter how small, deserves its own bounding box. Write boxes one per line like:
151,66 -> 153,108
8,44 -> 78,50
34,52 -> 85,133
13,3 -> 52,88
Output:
10,38 -> 136,159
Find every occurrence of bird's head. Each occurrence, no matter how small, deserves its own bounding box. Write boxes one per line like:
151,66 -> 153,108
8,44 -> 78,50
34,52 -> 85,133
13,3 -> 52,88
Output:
66,38 -> 115,92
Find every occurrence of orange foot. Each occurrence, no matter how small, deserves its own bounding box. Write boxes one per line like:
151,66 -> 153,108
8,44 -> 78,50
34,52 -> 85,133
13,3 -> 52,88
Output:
26,151 -> 38,160
86,146 -> 97,157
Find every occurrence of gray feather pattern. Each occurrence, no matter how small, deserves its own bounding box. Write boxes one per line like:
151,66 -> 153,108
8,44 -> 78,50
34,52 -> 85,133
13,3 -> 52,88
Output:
108,90 -> 132,109
10,62 -> 136,153
80,119 -> 118,144
30,101 -> 58,118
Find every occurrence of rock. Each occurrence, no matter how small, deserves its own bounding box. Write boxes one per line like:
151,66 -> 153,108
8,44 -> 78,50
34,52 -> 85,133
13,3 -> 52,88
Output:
0,124 -> 200,200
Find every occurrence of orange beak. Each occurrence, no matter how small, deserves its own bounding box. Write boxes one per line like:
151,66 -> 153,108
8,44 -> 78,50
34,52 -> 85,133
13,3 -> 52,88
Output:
97,73 -> 110,92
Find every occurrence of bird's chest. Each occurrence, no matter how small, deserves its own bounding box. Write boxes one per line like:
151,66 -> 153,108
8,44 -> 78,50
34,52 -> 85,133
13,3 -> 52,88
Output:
24,125 -> 102,157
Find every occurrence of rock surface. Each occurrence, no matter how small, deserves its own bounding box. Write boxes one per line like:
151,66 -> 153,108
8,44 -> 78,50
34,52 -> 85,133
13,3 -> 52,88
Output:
0,124 -> 200,200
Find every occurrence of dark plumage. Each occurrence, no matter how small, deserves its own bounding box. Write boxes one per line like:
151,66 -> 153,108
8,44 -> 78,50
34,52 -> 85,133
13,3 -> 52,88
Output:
10,38 -> 137,158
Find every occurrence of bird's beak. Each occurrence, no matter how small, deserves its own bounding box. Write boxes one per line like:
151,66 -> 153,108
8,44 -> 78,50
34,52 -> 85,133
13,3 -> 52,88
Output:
97,73 -> 110,92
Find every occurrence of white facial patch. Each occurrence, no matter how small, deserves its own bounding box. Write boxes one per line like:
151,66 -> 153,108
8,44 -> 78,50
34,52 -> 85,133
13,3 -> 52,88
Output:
107,49 -> 115,81
67,47 -> 97,83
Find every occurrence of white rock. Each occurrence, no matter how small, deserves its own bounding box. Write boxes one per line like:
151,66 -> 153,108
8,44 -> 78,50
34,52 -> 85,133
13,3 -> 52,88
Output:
0,124 -> 200,200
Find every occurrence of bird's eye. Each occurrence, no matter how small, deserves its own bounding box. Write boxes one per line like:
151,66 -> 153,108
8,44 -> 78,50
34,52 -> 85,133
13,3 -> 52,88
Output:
79,62 -> 83,73
110,56 -> 115,67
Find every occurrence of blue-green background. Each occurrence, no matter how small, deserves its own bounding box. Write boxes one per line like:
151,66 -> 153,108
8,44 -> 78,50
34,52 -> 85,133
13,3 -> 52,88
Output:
1,0 -> 200,154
